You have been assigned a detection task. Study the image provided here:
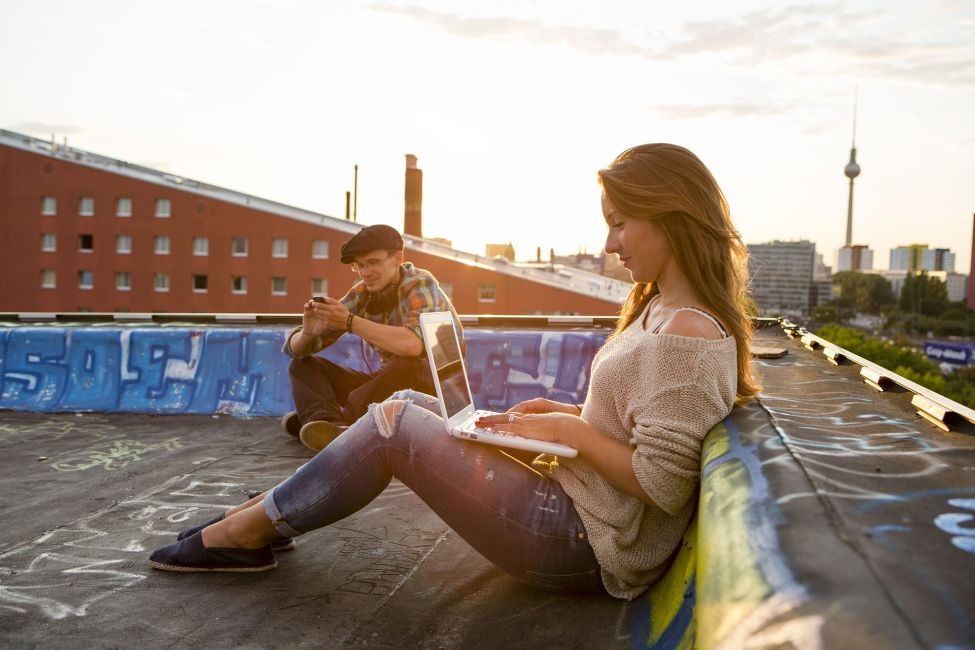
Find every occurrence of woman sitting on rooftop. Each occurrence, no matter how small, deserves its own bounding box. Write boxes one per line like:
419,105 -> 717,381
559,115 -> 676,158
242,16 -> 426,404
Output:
149,143 -> 759,600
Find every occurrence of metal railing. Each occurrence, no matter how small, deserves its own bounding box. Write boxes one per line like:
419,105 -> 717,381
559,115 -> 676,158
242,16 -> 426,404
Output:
780,318 -> 975,433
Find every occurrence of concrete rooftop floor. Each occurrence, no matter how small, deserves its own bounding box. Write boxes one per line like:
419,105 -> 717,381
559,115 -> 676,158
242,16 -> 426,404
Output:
0,411 -> 635,649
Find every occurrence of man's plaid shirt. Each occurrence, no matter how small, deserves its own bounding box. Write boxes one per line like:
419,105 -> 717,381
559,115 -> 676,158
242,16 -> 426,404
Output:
283,263 -> 464,365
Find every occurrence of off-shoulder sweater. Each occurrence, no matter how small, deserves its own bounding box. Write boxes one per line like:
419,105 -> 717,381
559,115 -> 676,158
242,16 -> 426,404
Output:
551,304 -> 737,600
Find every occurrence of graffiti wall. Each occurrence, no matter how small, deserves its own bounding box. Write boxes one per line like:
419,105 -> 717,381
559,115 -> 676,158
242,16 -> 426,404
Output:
0,326 -> 607,415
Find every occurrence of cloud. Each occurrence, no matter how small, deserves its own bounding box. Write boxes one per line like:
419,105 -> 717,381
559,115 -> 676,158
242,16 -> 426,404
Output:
651,102 -> 793,120
821,37 -> 975,87
369,5 -> 658,58
234,30 -> 273,51
369,3 -> 975,87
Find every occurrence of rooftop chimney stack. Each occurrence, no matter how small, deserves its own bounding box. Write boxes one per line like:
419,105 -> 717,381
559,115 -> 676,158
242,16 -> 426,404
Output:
968,213 -> 975,308
404,154 -> 422,238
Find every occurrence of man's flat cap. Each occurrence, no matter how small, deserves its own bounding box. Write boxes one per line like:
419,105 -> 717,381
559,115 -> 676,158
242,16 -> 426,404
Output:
340,224 -> 404,264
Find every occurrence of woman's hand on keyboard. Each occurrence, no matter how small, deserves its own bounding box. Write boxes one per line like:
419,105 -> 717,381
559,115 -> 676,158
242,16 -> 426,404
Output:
475,411 -> 581,445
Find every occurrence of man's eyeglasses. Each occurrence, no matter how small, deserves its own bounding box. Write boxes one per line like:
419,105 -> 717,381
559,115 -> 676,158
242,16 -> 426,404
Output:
351,254 -> 393,274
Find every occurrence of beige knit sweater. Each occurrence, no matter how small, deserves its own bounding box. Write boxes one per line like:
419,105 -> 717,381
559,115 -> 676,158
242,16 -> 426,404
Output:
552,305 -> 737,600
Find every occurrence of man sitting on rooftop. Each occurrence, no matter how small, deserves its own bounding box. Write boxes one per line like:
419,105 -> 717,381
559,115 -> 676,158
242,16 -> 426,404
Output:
281,224 -> 464,452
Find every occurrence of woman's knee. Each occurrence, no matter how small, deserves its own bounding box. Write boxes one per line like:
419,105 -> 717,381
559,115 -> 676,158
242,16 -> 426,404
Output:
388,388 -> 424,401
386,388 -> 440,412
372,396 -> 442,439
374,400 -> 408,438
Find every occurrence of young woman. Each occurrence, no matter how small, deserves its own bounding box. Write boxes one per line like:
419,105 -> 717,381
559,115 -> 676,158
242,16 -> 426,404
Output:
149,144 -> 759,600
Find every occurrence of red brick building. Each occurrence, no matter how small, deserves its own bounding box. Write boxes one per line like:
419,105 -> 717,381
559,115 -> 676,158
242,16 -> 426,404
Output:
0,130 -> 629,315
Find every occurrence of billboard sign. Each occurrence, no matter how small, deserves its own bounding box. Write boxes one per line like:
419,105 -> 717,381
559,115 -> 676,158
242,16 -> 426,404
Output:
924,340 -> 975,366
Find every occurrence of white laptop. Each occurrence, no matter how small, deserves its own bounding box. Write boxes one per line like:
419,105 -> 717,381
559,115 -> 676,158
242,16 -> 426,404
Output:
419,311 -> 578,458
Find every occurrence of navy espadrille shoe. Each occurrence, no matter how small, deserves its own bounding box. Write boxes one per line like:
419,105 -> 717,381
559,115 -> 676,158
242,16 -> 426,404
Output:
149,531 -> 276,573
177,513 -> 296,551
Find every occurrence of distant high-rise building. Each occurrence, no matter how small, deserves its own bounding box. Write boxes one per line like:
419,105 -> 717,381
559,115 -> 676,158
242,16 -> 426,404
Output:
890,244 -> 927,272
747,240 -> 816,317
811,253 -> 834,309
813,253 -> 832,281
835,245 -> 873,272
890,244 -> 955,273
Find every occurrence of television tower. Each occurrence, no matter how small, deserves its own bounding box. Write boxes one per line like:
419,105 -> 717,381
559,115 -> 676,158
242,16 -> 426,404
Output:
843,92 -> 861,246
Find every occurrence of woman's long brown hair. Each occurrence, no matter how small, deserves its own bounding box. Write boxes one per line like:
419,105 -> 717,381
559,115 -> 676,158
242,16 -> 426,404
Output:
598,144 -> 759,400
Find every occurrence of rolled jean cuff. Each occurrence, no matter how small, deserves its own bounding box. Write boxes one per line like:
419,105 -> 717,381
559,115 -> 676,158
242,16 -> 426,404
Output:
263,487 -> 304,538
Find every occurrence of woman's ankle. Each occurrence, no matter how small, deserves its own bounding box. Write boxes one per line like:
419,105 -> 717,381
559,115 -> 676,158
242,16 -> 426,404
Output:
200,517 -> 268,550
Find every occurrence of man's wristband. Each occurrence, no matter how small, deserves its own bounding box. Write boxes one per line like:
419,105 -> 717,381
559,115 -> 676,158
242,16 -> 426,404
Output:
346,313 -> 355,333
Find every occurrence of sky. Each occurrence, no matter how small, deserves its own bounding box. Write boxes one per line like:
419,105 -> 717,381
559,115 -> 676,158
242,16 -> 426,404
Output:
2,0 -> 974,271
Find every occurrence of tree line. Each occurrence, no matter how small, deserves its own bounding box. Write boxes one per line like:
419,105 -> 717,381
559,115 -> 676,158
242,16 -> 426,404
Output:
808,270 -> 975,409
812,271 -> 975,336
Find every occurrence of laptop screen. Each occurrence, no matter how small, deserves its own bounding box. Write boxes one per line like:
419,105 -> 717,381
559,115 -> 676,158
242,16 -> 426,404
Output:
421,317 -> 473,419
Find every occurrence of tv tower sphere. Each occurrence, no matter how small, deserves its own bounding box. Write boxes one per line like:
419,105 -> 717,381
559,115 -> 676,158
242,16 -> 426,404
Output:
845,157 -> 861,179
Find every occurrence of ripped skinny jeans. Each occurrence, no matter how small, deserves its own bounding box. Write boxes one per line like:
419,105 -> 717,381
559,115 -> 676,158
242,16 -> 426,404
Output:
264,389 -> 603,594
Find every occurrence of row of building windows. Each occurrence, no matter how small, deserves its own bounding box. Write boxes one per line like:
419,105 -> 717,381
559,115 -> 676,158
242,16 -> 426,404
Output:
39,233 -> 330,258
40,271 -> 329,296
36,272 -> 491,301
41,196 -> 170,218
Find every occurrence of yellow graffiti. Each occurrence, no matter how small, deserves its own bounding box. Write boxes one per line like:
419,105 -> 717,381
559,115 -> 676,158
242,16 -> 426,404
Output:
0,418 -> 118,438
51,438 -> 183,472
695,429 -> 772,648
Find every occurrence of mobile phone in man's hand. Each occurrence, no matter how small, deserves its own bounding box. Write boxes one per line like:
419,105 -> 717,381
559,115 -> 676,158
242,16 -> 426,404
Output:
311,296 -> 327,303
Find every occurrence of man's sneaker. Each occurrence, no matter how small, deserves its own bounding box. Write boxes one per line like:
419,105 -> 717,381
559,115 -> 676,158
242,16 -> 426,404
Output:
299,420 -> 348,452
281,411 -> 301,437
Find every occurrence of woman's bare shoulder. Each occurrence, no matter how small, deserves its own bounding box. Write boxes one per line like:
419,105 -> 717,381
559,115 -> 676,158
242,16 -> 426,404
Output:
657,309 -> 726,340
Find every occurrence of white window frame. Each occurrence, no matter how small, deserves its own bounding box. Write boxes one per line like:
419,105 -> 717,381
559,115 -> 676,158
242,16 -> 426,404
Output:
116,234 -> 132,254
116,197 -> 132,217
312,240 -> 329,259
41,196 -> 57,215
154,273 -> 170,292
41,233 -> 57,252
272,238 -> 289,258
231,275 -> 248,295
193,237 -> 209,256
79,196 -> 94,216
40,269 -> 56,289
232,238 -> 248,257
115,271 -> 132,291
478,283 -> 496,303
154,235 -> 170,255
78,270 -> 94,290
271,276 -> 287,296
192,274 -> 208,293
155,198 -> 171,218
311,277 -> 328,296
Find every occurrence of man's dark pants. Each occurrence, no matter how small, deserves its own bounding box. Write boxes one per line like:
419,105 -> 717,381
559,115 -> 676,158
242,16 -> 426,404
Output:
289,355 -> 436,426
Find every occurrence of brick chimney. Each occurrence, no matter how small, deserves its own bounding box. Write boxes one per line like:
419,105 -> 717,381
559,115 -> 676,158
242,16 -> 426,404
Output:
404,154 -> 422,238
968,213 -> 975,308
